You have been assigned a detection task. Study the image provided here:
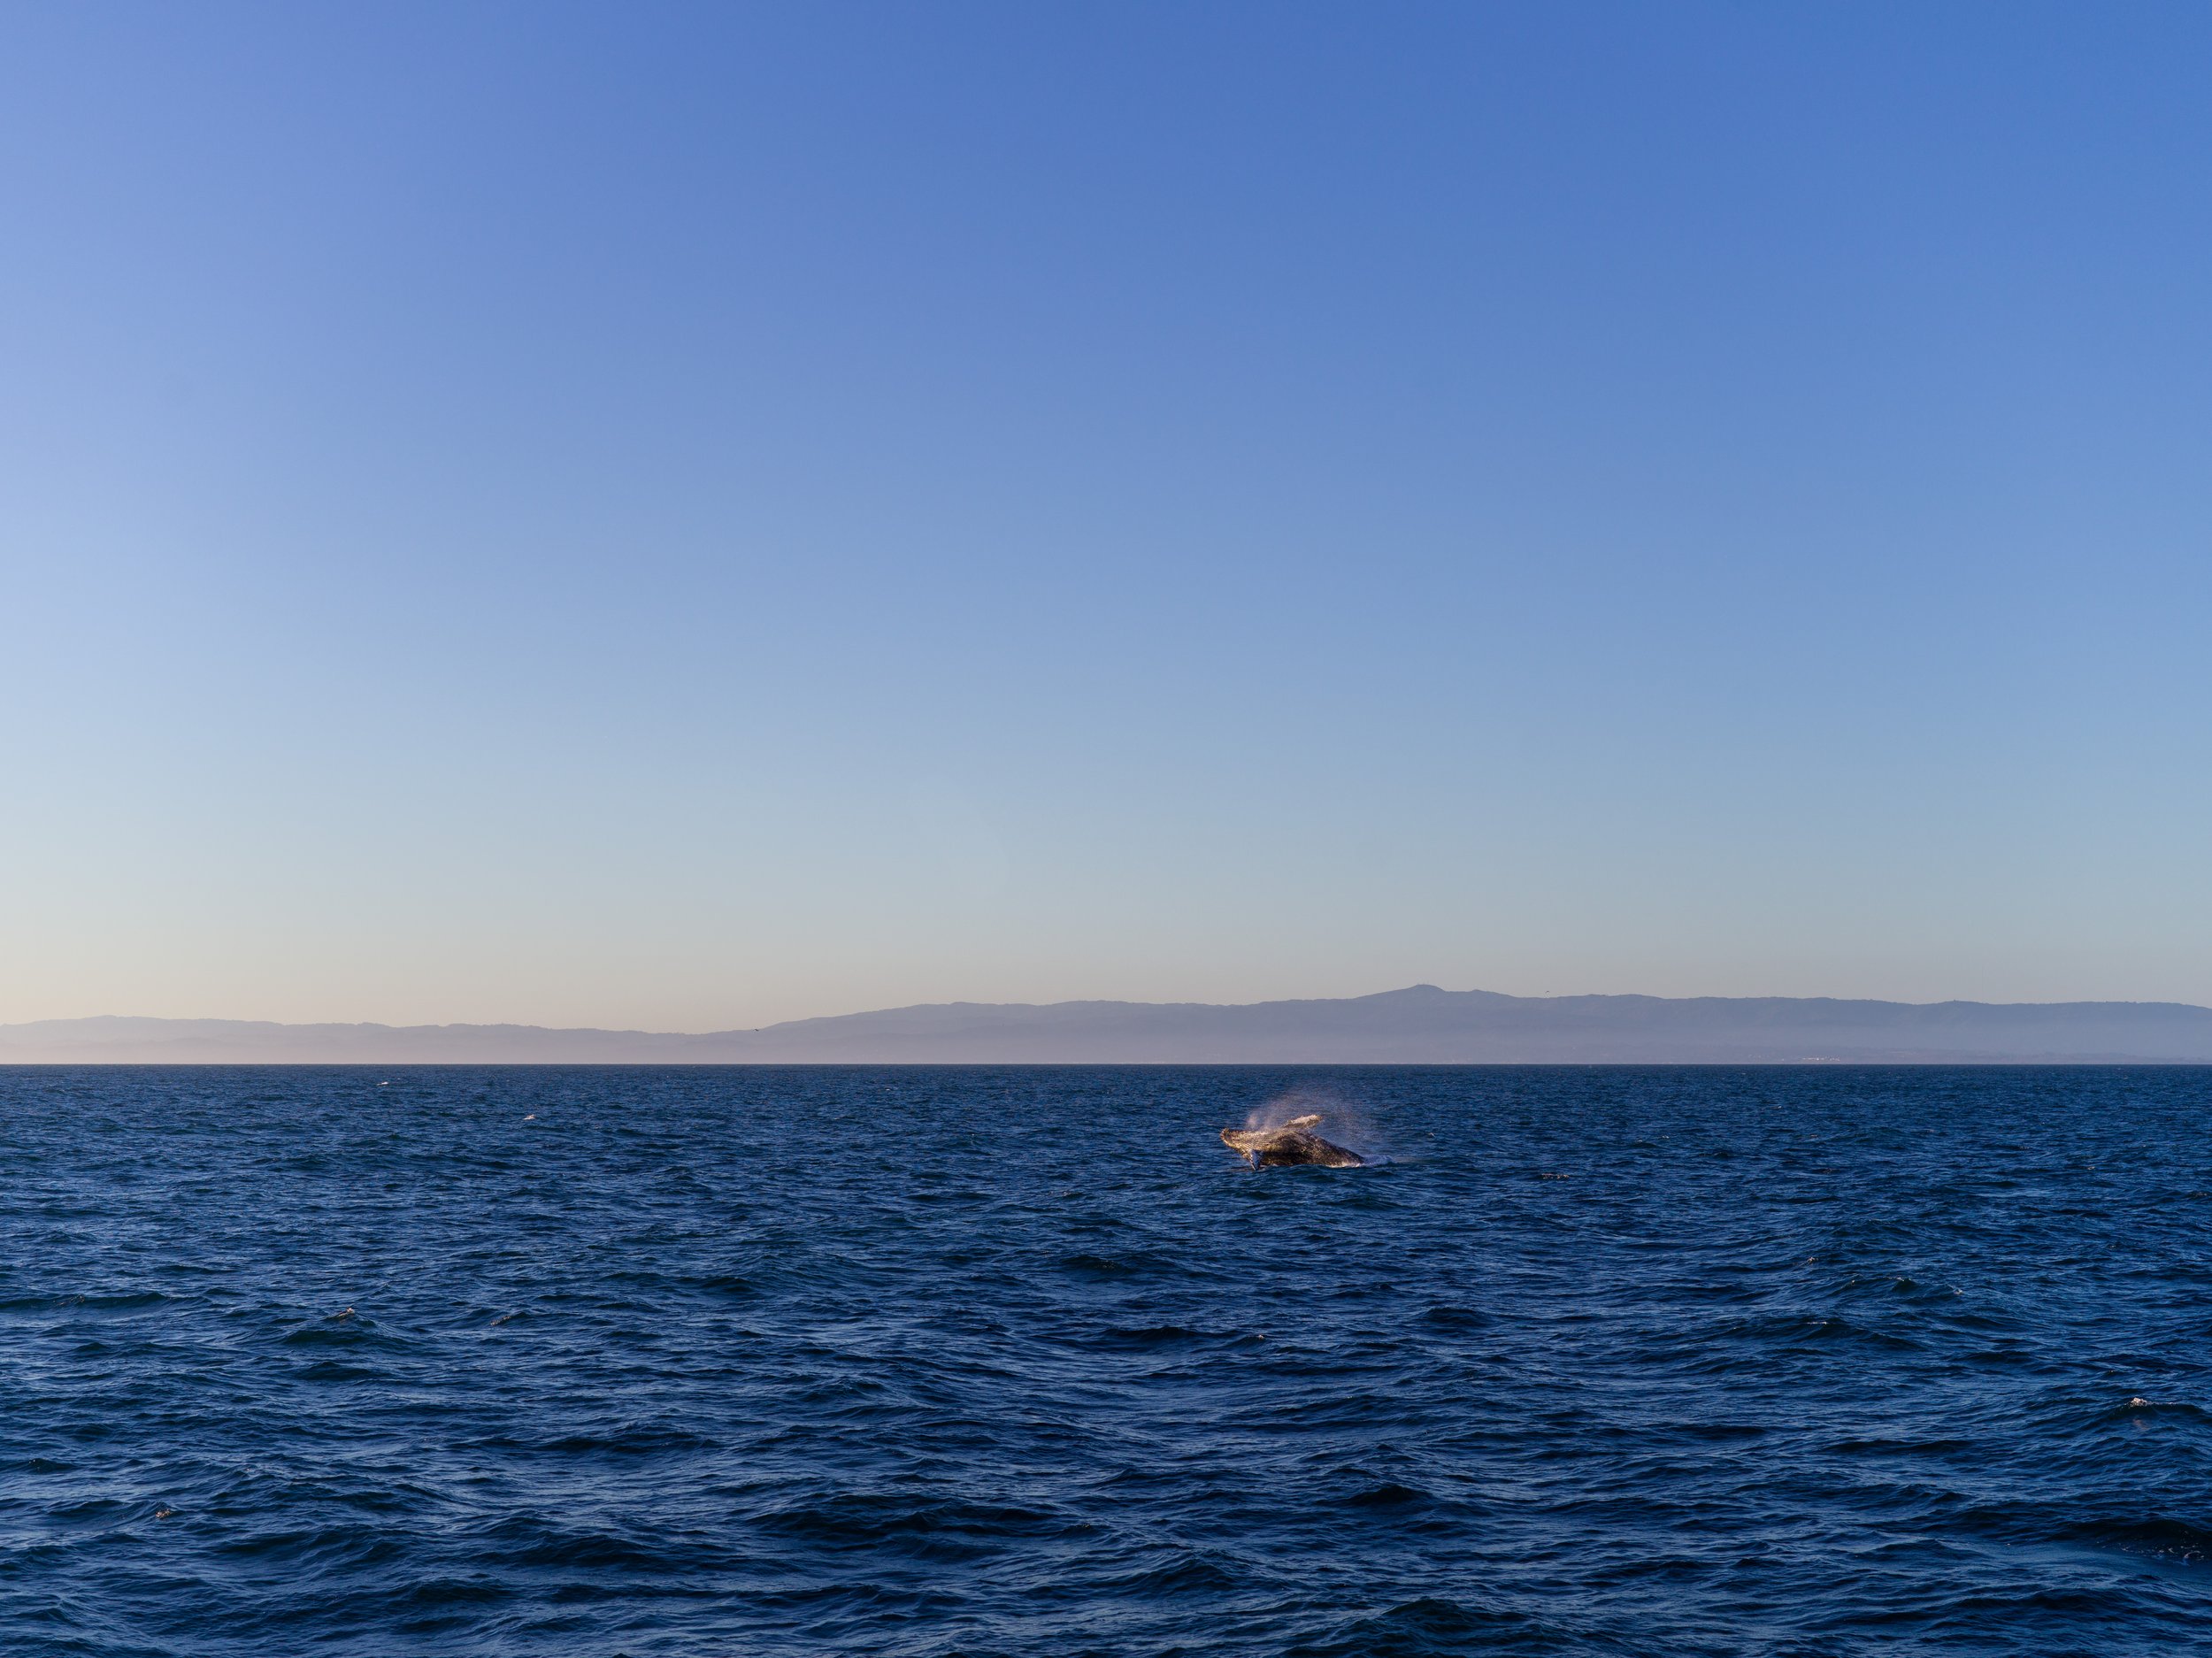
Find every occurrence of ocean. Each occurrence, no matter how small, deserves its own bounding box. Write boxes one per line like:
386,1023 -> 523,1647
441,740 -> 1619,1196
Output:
3,1065 -> 2207,1655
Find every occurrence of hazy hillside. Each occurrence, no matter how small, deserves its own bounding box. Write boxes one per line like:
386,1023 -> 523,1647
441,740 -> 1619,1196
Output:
5,986 -> 2212,1063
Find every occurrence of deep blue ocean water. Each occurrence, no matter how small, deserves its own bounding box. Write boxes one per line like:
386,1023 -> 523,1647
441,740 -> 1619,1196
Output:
3,1066 -> 2208,1656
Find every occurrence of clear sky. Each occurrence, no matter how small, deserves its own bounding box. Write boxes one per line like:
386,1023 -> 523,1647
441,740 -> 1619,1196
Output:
4,3 -> 2209,1029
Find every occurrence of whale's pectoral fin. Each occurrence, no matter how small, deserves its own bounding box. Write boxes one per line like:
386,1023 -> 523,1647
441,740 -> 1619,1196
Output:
1285,1114 -> 1322,1131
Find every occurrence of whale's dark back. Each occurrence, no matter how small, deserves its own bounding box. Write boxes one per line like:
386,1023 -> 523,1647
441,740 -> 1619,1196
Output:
1222,1122 -> 1364,1167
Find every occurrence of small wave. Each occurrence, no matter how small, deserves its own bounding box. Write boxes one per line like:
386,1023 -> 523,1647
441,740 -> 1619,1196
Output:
2102,1395 -> 2212,1424
1343,1480 -> 1432,1508
1056,1252 -> 1161,1279
756,1493 -> 1073,1547
1288,1597 -> 1578,1657
538,1425 -> 721,1457
1419,1303 -> 1493,1332
1105,1554 -> 1242,1597
0,1289 -> 173,1317
1081,1324 -> 1214,1349
495,1523 -> 703,1574
2068,1516 -> 2212,1568
279,1319 -> 407,1350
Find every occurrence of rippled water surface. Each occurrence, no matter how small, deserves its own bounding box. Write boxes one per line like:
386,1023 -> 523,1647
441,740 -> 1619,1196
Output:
4,1066 -> 2210,1655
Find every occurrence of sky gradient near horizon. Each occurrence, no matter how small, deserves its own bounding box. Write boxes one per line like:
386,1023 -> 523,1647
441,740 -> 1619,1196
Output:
4,2 -> 2210,1030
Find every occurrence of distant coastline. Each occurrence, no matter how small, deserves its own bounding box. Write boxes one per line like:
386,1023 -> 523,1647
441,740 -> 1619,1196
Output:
6,986 -> 2212,1064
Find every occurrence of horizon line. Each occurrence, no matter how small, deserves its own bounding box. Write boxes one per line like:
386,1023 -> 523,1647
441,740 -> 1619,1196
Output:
11,982 -> 2212,1039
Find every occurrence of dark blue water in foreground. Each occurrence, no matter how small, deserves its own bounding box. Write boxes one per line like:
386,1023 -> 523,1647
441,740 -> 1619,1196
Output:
4,1067 -> 2210,1656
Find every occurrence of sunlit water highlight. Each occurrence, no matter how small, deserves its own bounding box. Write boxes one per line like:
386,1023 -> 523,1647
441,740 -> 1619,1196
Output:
3,1066 -> 2208,1654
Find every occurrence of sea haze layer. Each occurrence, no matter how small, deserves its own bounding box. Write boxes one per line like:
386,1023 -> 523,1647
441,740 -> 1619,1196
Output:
8,986 -> 2212,1063
4,1064 -> 2209,1655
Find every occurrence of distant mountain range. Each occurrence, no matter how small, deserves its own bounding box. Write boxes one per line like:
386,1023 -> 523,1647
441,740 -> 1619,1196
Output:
5,986 -> 2212,1063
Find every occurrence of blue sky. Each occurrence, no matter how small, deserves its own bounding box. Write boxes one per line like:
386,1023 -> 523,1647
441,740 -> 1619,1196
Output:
4,3 -> 2208,1027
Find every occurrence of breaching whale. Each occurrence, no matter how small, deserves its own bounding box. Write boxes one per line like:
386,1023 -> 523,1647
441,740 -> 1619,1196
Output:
1220,1113 -> 1364,1169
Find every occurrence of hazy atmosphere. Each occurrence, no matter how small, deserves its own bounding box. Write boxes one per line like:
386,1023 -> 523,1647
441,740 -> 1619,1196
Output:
6,2 -> 2210,1029
11,12 -> 2212,1658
